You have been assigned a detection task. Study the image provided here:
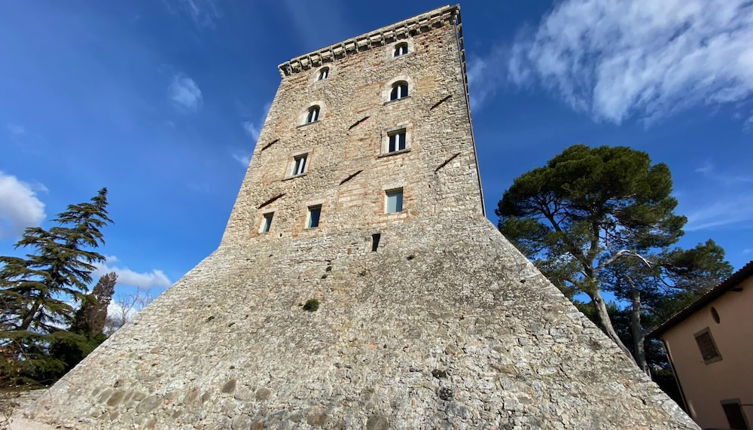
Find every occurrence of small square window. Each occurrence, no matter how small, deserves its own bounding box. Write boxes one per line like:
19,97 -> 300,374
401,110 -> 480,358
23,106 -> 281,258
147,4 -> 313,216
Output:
259,212 -> 273,233
306,205 -> 322,228
394,42 -> 408,57
385,188 -> 403,213
694,328 -> 722,363
292,154 -> 308,176
388,130 -> 407,153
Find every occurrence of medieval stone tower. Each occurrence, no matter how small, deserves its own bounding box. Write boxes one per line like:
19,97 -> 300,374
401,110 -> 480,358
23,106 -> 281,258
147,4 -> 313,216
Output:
17,6 -> 698,429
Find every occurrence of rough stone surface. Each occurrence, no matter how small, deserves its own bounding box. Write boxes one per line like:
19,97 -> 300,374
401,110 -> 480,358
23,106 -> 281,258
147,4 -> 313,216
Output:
15,6 -> 698,429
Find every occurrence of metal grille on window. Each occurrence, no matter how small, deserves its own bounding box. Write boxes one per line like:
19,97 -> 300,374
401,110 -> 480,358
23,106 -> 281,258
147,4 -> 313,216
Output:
694,329 -> 721,362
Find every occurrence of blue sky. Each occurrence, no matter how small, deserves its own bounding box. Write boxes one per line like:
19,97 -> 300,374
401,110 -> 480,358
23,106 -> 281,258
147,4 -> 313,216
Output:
1,1 -> 752,306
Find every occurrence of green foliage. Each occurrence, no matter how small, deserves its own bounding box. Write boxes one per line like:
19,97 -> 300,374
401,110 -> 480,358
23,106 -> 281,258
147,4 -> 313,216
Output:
71,273 -> 117,337
496,144 -> 731,376
0,188 -> 112,387
303,299 -> 320,312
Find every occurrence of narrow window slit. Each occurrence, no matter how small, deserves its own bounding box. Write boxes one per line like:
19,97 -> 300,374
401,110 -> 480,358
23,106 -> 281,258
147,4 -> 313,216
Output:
430,95 -> 452,111
261,139 -> 279,151
434,153 -> 461,173
371,233 -> 381,252
258,193 -> 285,209
339,170 -> 363,185
348,116 -> 370,130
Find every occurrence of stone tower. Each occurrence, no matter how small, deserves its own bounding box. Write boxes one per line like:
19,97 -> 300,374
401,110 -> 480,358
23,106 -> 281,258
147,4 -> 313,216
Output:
18,6 -> 698,429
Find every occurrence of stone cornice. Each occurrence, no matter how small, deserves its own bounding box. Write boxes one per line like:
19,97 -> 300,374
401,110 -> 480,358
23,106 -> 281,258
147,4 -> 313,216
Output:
277,5 -> 461,77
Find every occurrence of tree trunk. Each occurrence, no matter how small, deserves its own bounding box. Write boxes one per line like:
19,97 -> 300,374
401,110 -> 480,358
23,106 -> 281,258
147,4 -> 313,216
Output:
630,286 -> 650,375
589,289 -> 634,360
19,297 -> 43,331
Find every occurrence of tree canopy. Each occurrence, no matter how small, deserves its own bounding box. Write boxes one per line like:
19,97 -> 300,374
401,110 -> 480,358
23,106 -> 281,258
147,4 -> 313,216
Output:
0,188 -> 114,386
497,145 -> 731,372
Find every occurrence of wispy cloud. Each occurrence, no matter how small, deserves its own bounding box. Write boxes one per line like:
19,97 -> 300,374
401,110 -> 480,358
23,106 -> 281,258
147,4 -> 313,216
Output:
168,74 -> 203,112
0,171 -> 46,239
468,45 -> 509,110
695,160 -> 753,185
685,195 -> 753,231
94,255 -> 172,290
163,0 -> 221,28
489,0 -> 753,124
242,120 -> 260,141
5,123 -> 26,136
233,101 -> 272,167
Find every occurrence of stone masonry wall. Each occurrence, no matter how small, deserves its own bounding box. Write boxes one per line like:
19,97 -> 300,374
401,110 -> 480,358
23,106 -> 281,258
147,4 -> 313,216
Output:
14,6 -> 699,430
222,6 -> 482,245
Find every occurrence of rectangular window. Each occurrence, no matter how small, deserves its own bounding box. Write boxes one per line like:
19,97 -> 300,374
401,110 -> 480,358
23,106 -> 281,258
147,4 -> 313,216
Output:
722,401 -> 749,430
388,130 -> 406,153
385,188 -> 403,213
259,212 -> 273,233
306,205 -> 321,229
292,154 -> 308,176
694,328 -> 722,363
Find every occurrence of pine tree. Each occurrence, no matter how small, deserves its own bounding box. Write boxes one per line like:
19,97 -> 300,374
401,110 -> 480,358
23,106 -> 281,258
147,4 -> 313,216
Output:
0,188 -> 111,385
71,272 -> 117,337
497,145 -> 686,360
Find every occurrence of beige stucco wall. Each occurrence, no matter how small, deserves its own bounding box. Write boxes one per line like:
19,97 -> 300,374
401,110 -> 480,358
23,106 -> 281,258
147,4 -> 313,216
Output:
663,275 -> 753,429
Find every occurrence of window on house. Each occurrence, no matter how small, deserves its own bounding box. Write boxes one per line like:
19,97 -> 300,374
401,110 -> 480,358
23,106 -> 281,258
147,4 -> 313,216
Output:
306,205 -> 322,229
317,67 -> 329,81
694,328 -> 722,363
722,401 -> 749,430
390,81 -> 409,100
306,105 -> 320,123
259,212 -> 273,233
394,42 -> 408,57
292,153 -> 308,176
385,188 -> 403,213
388,130 -> 407,153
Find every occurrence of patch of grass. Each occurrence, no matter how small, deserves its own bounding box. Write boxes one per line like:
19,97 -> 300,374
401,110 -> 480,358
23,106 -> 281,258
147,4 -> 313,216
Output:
302,299 -> 320,312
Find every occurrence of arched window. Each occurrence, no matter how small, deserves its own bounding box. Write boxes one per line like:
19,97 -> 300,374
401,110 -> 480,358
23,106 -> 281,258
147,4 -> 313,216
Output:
317,67 -> 329,81
390,81 -> 409,100
393,42 -> 409,57
306,105 -> 320,123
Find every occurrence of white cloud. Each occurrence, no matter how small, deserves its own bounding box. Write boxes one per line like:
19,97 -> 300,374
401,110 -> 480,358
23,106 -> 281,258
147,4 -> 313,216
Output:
0,171 -> 46,239
685,195 -> 753,231
242,120 -> 260,141
94,255 -> 172,290
233,101 -> 272,167
500,0 -> 753,124
6,123 -> 26,136
169,74 -> 203,112
232,152 -> 250,167
164,0 -> 221,28
468,45 -> 509,110
694,160 -> 753,185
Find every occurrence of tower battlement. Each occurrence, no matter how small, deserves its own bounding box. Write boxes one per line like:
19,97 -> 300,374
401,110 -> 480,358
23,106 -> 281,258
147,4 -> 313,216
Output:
223,4 -> 482,246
